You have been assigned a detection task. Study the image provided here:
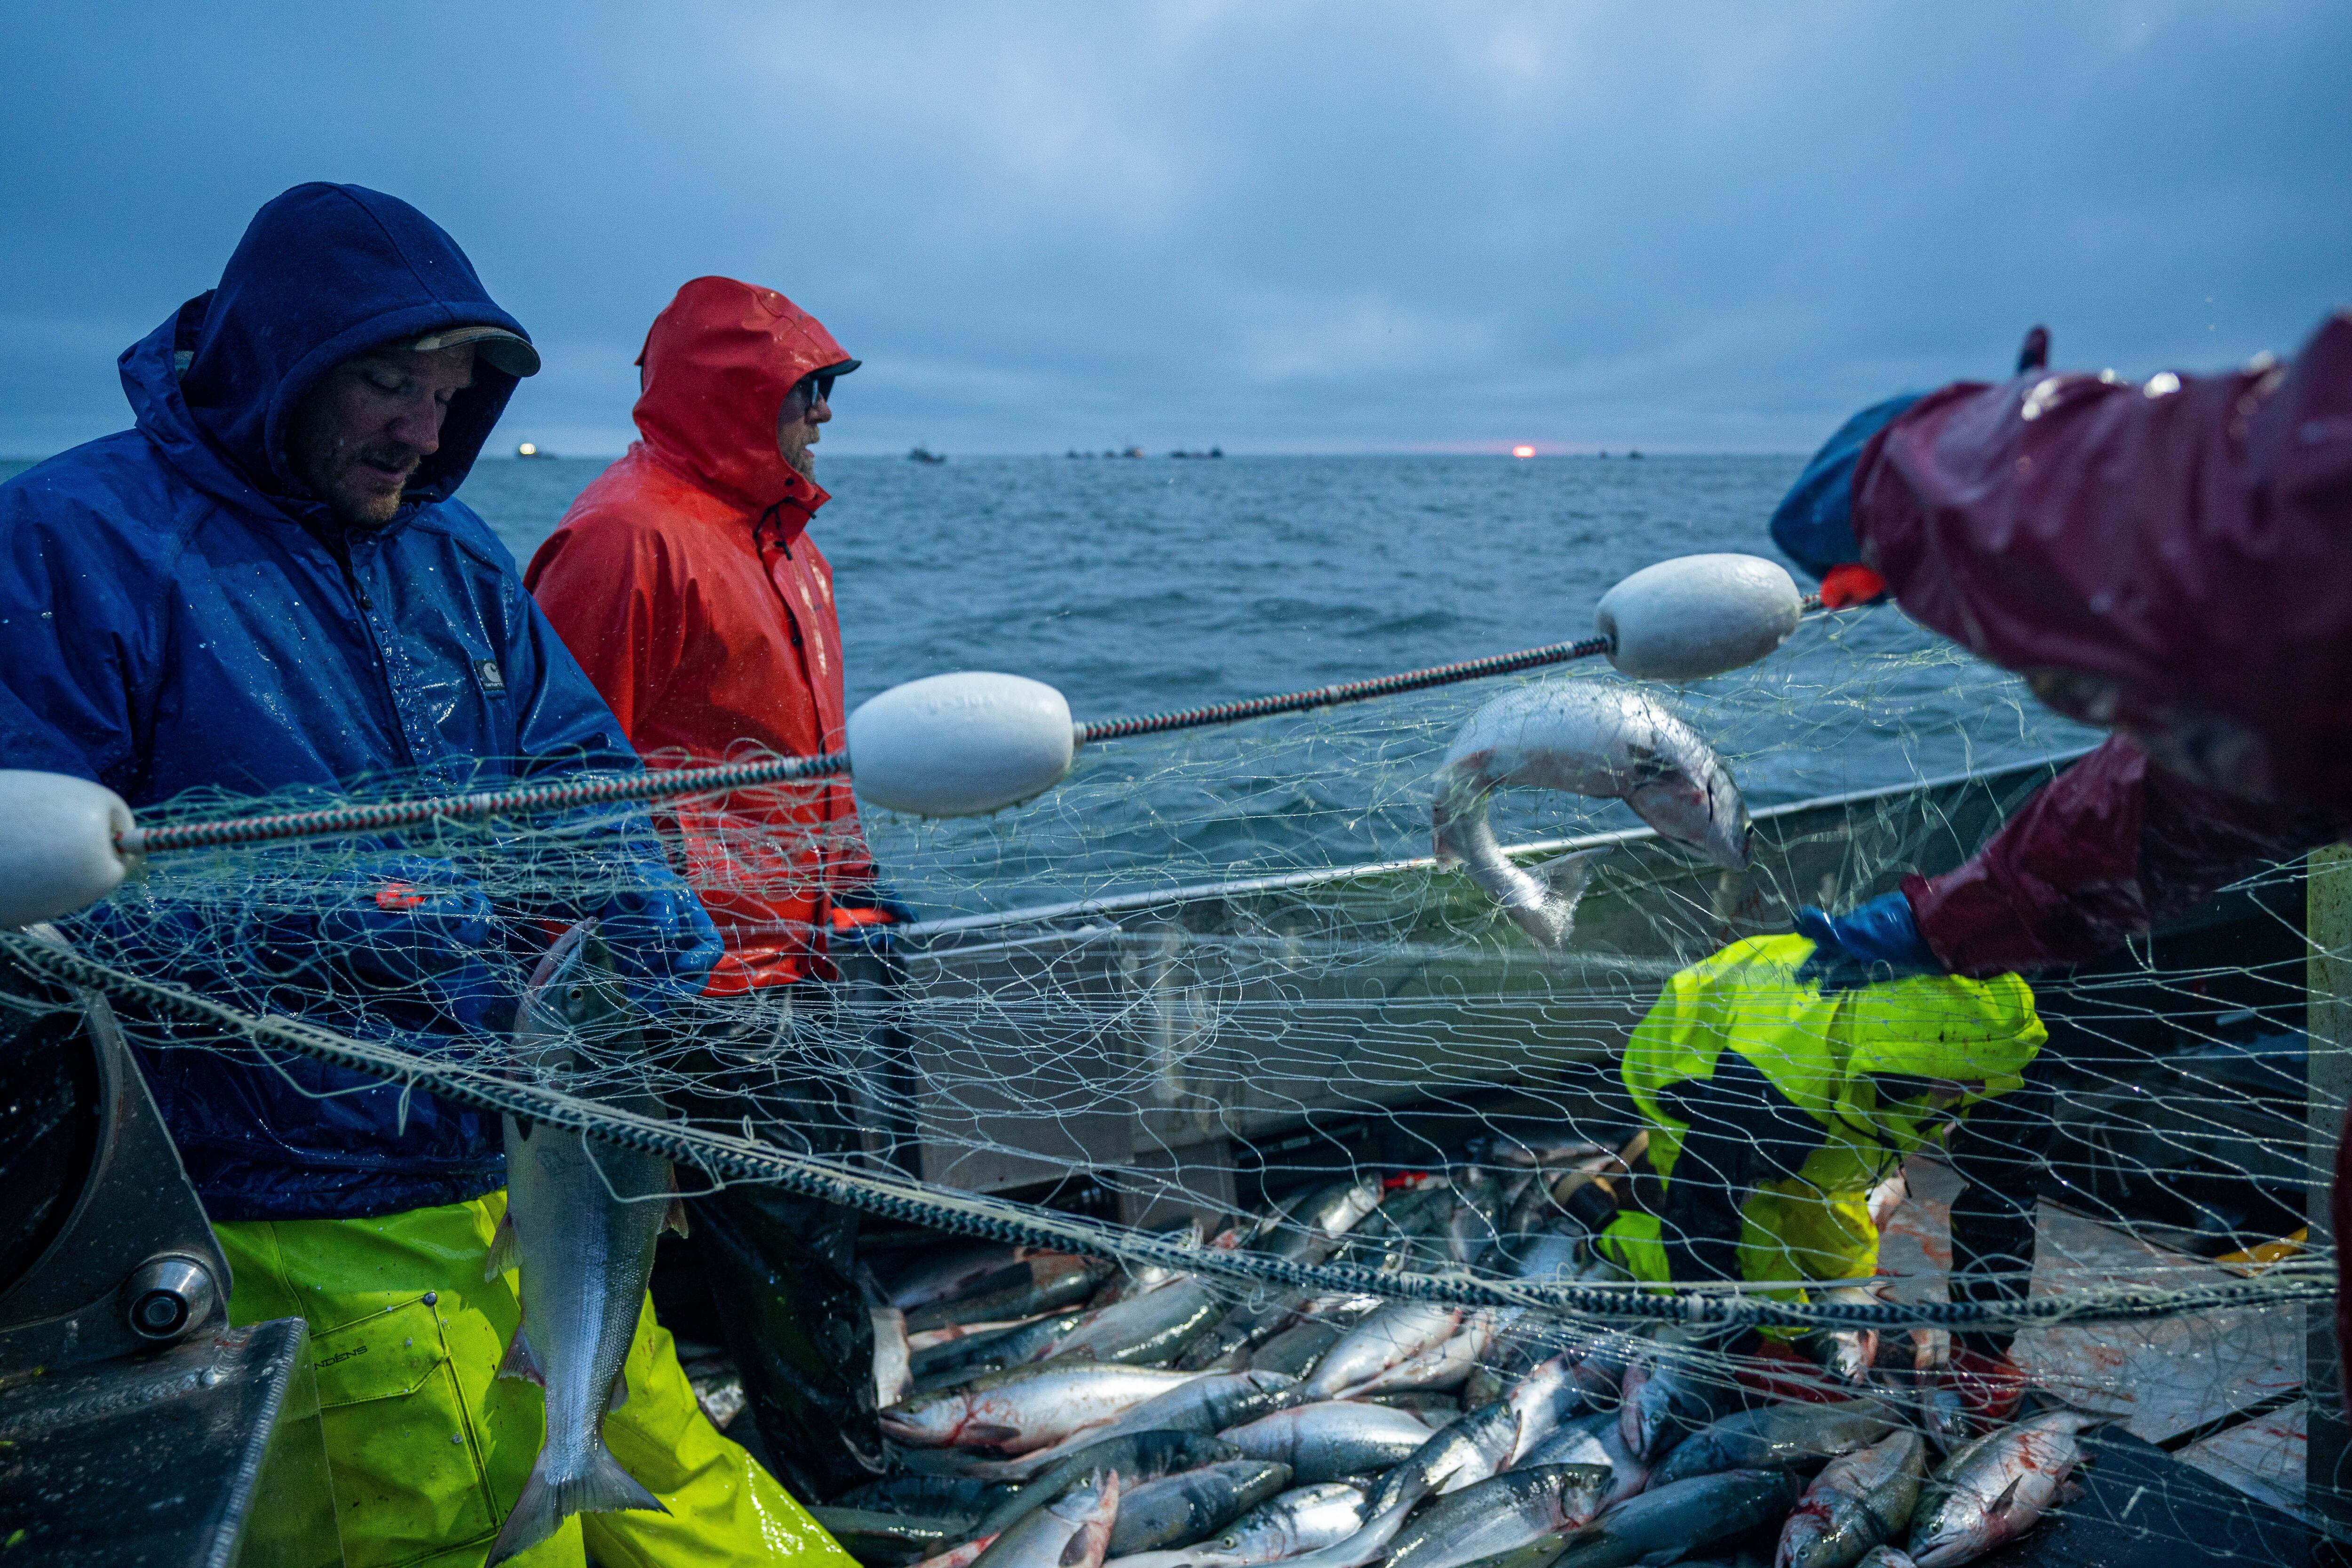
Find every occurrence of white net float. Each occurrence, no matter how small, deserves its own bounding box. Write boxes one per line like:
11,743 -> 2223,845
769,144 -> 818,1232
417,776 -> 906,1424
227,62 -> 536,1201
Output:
0,770 -> 141,929
847,671 -> 1078,817
1595,553 -> 1803,682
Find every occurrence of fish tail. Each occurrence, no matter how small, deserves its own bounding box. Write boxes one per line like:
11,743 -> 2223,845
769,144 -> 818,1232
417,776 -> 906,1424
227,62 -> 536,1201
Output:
1517,847 -> 1607,948
487,1443 -> 667,1566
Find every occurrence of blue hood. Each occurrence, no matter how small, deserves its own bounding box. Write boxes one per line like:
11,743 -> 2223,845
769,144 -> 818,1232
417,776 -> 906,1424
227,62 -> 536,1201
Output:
0,183 -> 719,1221
158,182 -> 530,511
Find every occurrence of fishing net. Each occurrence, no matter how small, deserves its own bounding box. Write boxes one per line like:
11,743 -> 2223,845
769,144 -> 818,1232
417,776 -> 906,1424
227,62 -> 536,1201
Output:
0,601 -> 2336,1557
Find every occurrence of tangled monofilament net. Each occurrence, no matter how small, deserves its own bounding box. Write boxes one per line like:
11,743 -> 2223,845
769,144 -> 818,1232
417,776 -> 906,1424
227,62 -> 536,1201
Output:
0,607 -> 2334,1536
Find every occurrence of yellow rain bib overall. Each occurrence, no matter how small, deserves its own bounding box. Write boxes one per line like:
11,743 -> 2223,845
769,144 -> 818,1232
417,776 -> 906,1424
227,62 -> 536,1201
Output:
215,1189 -> 854,1568
1601,934 -> 2043,1296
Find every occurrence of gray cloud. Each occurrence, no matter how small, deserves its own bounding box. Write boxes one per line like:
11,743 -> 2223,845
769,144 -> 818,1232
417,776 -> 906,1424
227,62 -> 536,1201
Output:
2,1 -> 2345,456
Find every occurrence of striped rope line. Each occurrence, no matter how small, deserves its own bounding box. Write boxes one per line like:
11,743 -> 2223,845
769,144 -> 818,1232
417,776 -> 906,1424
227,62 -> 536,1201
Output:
126,751 -> 849,856
1074,634 -> 1615,744
122,597 -> 1830,857
0,927 -> 2326,1332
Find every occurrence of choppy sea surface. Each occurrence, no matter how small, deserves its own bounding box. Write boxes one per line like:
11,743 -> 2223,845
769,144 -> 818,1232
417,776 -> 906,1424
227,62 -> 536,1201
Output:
2,451 -> 2094,903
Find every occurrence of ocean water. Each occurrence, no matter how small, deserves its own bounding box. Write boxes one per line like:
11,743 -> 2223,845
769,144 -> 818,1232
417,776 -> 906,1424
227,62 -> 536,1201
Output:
2,450 -> 2092,902
474,454 -> 1832,712
465,454 -> 2093,903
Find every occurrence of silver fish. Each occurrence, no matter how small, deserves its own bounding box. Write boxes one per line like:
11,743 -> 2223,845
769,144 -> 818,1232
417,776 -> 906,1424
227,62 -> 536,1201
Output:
1549,1469 -> 1802,1568
1104,1368 -> 1303,1439
1250,1321 -> 1344,1380
1907,1409 -> 2104,1568
889,1244 -> 1046,1310
1470,1136 -> 1616,1171
1309,1305 -> 1501,1400
809,1506 -> 969,1565
838,1472 -> 995,1512
1915,1385 -> 1969,1455
1778,1430 -> 1927,1568
969,1433 -> 1238,1543
1207,1482 -> 1369,1564
1461,1313 -> 1542,1411
956,1373 -> 1295,1481
1382,1465 -> 1612,1568
1433,681 -> 1750,948
905,1255 -> 1113,1335
1048,1276 -> 1228,1367
1516,1412 -> 1648,1510
1447,1169 -> 1507,1266
1650,1399 -> 1901,1487
1218,1400 -> 1446,1483
1095,1219 -> 1209,1305
1104,1486 -> 1372,1568
1185,1185 -> 1378,1372
911,1308 -> 1094,1388
1368,1309 -> 1501,1397
1502,1355 -> 1585,1465
973,1473 -> 1120,1568
1249,1401 -> 1523,1568
1617,1329 -> 1738,1463
1108,1460 -> 1294,1556
1857,1551 -> 1919,1568
1259,1178 -> 1387,1264
881,1363 -> 1204,1452
485,922 -> 683,1565
1302,1303 -> 1466,1399
1362,1185 -> 1456,1261
1800,1289 -> 1890,1387
1370,1395 -> 1523,1512
930,1372 -> 1294,1484
1181,1290 -> 1314,1373
908,1537 -> 999,1568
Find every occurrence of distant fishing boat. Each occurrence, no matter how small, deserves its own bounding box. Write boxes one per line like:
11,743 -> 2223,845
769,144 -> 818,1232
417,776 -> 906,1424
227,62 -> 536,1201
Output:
1169,447 -> 1224,460
515,442 -> 554,460
909,447 -> 948,464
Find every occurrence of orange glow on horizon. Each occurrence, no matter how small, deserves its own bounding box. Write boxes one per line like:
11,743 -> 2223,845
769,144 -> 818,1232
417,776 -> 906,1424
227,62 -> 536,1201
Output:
1511,444 -> 1536,459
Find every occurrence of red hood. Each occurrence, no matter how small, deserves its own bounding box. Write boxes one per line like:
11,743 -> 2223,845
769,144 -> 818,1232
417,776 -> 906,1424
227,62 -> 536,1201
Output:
632,275 -> 852,512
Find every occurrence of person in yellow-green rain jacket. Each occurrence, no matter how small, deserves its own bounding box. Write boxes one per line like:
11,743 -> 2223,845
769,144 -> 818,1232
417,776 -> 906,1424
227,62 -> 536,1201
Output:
1601,934 -> 2045,1325
0,184 -> 853,1568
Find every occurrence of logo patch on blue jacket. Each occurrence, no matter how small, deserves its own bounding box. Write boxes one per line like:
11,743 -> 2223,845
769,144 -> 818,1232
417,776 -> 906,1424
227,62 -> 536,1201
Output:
475,658 -> 507,694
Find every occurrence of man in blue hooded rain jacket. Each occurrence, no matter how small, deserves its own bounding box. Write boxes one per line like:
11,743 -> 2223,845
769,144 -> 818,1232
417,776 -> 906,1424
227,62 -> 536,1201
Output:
0,183 -> 852,1568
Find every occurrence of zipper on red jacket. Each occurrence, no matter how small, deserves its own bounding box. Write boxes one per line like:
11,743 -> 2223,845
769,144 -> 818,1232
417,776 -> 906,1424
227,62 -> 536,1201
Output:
750,507 -> 837,814
746,503 -> 844,965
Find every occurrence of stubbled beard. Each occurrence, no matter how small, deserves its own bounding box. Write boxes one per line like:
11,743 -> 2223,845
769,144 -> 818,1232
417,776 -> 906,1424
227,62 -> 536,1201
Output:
328,453 -> 417,526
788,445 -> 817,479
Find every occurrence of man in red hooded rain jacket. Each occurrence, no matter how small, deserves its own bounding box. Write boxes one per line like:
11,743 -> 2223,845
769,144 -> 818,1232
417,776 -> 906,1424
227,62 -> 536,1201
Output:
526,277 -> 895,1501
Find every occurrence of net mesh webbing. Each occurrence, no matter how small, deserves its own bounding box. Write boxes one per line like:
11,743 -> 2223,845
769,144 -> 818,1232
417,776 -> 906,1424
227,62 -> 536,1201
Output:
9,609 -> 2336,1557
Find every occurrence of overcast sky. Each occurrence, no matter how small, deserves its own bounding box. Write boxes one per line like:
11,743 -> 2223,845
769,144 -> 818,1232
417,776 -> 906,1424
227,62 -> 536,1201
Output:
4,2 -> 2346,457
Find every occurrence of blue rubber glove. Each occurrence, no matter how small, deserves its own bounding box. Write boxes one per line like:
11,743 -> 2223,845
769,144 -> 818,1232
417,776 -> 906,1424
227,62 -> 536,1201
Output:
1794,891 -> 1942,989
1768,395 -> 1921,583
829,884 -> 920,952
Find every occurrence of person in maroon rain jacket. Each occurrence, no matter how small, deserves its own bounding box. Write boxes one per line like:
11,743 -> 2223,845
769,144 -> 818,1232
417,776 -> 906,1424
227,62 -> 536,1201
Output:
1773,311 -> 2352,1398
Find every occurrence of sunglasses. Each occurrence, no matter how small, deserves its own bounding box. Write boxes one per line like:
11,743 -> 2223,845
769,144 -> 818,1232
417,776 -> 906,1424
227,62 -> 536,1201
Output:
792,370 -> 839,410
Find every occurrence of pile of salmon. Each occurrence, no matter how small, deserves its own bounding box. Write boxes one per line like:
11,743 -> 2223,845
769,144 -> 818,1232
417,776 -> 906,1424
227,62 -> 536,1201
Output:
815,1152 -> 2098,1568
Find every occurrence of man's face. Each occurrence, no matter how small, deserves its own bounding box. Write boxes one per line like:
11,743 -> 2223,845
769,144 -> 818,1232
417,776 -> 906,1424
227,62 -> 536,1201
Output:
286,343 -> 476,527
775,375 -> 833,479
